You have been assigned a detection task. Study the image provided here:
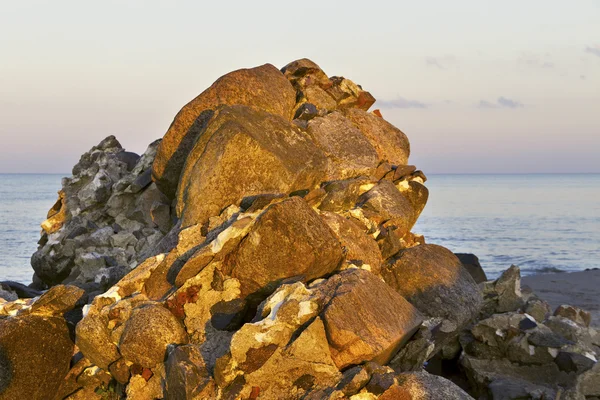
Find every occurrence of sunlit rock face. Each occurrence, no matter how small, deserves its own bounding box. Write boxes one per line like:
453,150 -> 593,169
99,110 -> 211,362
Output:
32,58 -> 600,399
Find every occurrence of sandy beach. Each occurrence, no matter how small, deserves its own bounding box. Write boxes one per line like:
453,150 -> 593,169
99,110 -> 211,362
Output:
522,269 -> 600,327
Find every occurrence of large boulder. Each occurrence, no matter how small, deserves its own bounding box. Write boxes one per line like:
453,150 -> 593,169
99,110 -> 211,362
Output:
176,105 -> 328,228
152,63 -> 297,198
0,315 -> 73,400
381,244 -> 482,344
224,196 -> 343,298
305,111 -> 379,180
119,303 -> 188,368
343,108 -> 410,166
316,269 -> 423,369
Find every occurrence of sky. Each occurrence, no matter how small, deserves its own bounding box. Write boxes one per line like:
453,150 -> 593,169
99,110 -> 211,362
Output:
0,0 -> 599,174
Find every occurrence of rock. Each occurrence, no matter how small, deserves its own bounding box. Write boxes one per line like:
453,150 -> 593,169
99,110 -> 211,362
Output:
455,253 -> 488,284
281,58 -> 330,89
0,315 -> 73,399
335,366 -> 370,396
320,211 -> 383,275
316,269 -> 423,369
215,283 -> 341,398
306,111 -> 379,180
389,371 -> 473,400
119,303 -> 188,368
0,281 -> 42,298
460,355 -> 565,399
325,76 -> 376,111
153,63 -> 297,198
32,137 -> 166,290
555,305 -> 592,327
357,180 -> 425,248
343,108 -> 410,166
524,296 -> 552,323
481,265 -> 525,317
224,197 -> 343,298
75,304 -> 122,370
555,350 -> 595,373
165,344 -> 215,399
294,103 -> 319,121
176,105 -> 328,228
29,284 -> 84,316
318,177 -> 375,213
381,244 -> 482,341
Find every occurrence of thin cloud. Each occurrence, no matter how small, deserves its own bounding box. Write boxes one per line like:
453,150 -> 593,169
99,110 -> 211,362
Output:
425,55 -> 456,69
518,52 -> 554,69
585,46 -> 600,58
478,97 -> 524,109
378,97 -> 428,109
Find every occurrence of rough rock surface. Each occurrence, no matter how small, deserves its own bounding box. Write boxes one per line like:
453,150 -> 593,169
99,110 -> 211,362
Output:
382,244 -> 483,346
153,63 -> 297,198
0,59 -> 591,399
31,137 -> 169,295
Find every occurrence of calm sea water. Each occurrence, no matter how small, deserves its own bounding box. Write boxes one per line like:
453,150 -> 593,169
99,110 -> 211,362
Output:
0,174 -> 598,284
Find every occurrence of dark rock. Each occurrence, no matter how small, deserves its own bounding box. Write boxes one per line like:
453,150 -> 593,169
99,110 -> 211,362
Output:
455,253 -> 488,284
293,103 -> 318,121
527,330 -> 572,348
165,344 -> 214,399
116,151 -> 140,171
555,351 -> 595,373
0,281 -> 42,298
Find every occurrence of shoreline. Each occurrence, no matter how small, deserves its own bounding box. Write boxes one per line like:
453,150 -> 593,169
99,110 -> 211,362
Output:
522,269 -> 600,327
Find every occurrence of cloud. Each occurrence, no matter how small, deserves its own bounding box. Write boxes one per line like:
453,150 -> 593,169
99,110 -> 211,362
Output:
518,52 -> 554,69
585,46 -> 600,58
425,55 -> 456,69
478,97 -> 524,109
378,97 -> 428,109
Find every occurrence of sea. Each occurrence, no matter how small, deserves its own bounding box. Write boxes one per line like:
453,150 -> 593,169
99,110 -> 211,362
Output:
0,173 -> 598,284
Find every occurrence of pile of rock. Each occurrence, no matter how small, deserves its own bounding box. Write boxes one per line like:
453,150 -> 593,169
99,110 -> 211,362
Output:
30,136 -> 172,298
0,59 -> 597,399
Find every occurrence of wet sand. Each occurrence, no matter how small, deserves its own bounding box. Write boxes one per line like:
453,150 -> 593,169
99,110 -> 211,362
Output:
522,269 -> 600,327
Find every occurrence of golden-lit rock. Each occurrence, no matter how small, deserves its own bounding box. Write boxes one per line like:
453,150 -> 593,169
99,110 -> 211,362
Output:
382,244 -> 483,332
224,196 -> 343,298
176,105 -> 328,228
40,190 -> 67,234
152,64 -> 297,198
316,269 -> 423,369
344,108 -> 410,166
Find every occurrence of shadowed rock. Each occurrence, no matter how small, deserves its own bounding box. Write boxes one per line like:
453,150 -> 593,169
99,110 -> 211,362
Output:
382,244 -> 482,338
